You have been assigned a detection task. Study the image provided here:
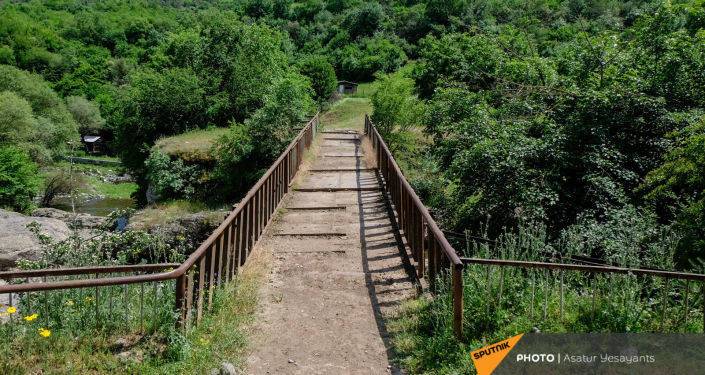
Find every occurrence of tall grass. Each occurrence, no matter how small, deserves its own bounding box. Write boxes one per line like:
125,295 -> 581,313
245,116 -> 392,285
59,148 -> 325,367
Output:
390,225 -> 704,374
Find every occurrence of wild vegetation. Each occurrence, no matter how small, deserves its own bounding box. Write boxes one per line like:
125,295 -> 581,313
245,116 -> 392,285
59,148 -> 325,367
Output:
362,1 -> 705,373
2,0 -> 705,373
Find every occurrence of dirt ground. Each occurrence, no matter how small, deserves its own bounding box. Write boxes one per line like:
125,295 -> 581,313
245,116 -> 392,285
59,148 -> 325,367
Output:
245,126 -> 418,374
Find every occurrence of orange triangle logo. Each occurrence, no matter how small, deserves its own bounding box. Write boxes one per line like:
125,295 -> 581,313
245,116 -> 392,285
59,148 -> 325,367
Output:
470,334 -> 524,375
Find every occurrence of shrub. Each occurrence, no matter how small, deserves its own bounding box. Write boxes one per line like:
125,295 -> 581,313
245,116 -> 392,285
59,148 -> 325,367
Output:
336,36 -> 407,81
0,90 -> 37,143
343,2 -> 384,40
66,96 -> 105,135
40,169 -> 86,207
0,146 -> 40,212
0,65 -> 79,161
370,71 -> 423,137
298,55 -> 337,103
213,72 -> 314,200
144,150 -> 200,202
112,67 -> 206,198
642,118 -> 705,268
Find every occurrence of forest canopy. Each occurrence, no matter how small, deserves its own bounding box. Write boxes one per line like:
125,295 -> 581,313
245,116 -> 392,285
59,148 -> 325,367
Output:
0,0 -> 704,271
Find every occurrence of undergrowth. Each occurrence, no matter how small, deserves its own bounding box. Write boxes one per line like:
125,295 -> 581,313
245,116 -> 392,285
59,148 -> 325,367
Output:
389,225 -> 705,375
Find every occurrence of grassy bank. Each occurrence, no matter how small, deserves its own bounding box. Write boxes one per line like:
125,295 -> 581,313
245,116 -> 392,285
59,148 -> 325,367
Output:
0,246 -> 269,374
321,97 -> 372,131
154,128 -> 230,163
43,161 -> 137,200
388,227 -> 704,375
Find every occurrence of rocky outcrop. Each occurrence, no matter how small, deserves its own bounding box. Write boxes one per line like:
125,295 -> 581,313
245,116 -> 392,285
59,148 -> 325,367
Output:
31,207 -> 106,229
0,209 -> 71,270
128,211 -> 226,247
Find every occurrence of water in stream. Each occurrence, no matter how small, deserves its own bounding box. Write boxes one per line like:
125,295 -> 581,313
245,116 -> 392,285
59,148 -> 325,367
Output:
51,196 -> 135,216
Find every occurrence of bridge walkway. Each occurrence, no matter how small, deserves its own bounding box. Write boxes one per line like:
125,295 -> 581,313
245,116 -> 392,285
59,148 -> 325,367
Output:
245,128 -> 416,375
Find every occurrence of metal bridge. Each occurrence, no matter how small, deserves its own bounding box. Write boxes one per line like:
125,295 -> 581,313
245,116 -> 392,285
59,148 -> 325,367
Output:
2,114 -> 704,366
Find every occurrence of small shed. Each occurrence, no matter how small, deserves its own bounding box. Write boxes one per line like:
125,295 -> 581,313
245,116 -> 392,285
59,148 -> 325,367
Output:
82,135 -> 104,154
337,80 -> 358,95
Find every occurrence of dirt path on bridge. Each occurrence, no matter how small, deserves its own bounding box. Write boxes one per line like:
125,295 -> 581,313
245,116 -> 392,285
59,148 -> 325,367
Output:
245,99 -> 418,374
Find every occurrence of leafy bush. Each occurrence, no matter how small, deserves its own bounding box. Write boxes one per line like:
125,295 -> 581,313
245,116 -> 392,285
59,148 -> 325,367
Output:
0,90 -> 36,143
298,55 -> 337,102
144,150 -> 200,202
40,169 -> 85,207
343,2 -> 385,40
112,67 -> 205,199
213,72 -> 315,200
66,96 -> 105,135
370,70 -> 423,137
336,35 -> 407,81
642,118 -> 705,268
0,65 -> 79,162
0,146 -> 40,212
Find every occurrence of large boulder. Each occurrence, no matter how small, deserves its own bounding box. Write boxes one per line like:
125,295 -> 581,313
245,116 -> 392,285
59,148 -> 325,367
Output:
31,207 -> 106,229
127,210 -> 227,255
0,209 -> 71,270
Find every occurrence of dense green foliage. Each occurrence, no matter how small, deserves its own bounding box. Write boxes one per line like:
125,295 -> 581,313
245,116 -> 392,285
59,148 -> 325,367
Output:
298,55 -> 337,103
212,72 -> 316,199
66,95 -> 105,135
0,65 -> 78,163
366,1 -> 705,371
368,1 -> 705,272
0,146 -> 40,212
3,0 -> 603,207
371,68 -> 423,137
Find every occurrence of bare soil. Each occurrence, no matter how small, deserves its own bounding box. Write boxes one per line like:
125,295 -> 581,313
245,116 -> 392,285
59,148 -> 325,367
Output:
245,126 -> 418,374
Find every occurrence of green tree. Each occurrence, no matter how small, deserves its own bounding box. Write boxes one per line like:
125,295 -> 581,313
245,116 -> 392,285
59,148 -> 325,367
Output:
213,72 -> 314,199
112,67 -> 205,198
371,71 -> 423,136
298,55 -> 337,102
0,146 -> 39,213
343,2 -> 385,40
336,35 -> 407,81
0,65 -> 78,162
66,96 -> 105,135
0,91 -> 37,144
643,118 -> 705,268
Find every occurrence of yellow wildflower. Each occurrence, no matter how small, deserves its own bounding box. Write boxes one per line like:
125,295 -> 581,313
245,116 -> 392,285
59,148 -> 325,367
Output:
84,296 -> 94,303
38,328 -> 51,338
65,300 -> 75,307
6,306 -> 17,314
24,313 -> 38,322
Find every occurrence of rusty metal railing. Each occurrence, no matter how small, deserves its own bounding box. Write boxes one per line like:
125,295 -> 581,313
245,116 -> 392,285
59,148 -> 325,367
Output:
0,113 -> 319,331
364,114 -> 705,338
364,115 -> 465,338
461,257 -> 705,332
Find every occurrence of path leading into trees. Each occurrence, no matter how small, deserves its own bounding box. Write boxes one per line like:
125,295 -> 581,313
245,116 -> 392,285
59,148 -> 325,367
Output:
246,99 -> 417,374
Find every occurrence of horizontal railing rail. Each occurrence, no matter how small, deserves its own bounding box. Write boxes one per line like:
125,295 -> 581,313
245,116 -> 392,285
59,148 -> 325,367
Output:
0,263 -> 179,281
364,114 -> 705,337
0,113 -> 320,331
461,258 -> 705,281
364,115 -> 464,338
461,256 -> 705,333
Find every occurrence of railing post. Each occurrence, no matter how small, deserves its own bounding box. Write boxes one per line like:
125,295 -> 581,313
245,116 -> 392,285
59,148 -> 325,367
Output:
174,274 -> 186,329
429,239 -> 437,292
452,263 -> 464,340
418,221 -> 426,279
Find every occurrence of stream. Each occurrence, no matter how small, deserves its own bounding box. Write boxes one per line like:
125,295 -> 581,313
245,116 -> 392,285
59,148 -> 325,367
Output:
50,196 -> 135,216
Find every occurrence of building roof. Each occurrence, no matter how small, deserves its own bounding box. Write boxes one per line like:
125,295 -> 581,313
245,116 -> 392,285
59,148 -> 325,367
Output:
338,80 -> 358,86
83,135 -> 102,143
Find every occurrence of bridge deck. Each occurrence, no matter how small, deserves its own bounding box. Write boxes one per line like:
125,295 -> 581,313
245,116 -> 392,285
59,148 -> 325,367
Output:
246,129 -> 416,374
